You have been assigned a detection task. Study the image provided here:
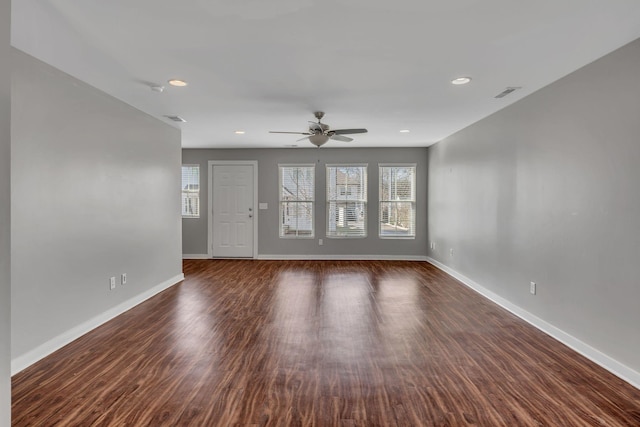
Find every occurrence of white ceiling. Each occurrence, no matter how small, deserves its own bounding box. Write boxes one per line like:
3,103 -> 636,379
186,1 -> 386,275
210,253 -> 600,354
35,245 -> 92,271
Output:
11,0 -> 640,149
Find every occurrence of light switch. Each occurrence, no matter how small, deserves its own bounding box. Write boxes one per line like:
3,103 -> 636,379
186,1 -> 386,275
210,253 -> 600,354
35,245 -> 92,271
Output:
259,203 -> 268,210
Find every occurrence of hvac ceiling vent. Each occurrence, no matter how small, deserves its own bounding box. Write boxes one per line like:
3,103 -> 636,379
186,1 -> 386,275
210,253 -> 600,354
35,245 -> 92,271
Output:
164,115 -> 186,122
494,87 -> 522,99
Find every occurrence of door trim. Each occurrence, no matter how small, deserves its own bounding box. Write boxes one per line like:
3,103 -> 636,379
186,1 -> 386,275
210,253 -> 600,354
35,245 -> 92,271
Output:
208,160 -> 259,259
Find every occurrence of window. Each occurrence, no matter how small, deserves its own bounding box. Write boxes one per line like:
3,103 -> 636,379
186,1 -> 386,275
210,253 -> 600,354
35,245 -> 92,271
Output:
279,165 -> 314,238
327,164 -> 367,238
181,165 -> 200,218
379,164 -> 416,238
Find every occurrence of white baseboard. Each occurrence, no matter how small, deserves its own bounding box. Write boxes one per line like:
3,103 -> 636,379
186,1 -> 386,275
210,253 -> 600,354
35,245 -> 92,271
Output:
184,253 -> 428,261
426,257 -> 640,390
182,254 -> 209,259
11,273 -> 185,376
257,254 -> 429,261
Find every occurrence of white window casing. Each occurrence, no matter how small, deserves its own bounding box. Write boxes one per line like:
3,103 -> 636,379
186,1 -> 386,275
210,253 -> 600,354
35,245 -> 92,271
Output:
379,164 -> 416,238
182,165 -> 200,218
326,164 -> 367,238
279,164 -> 315,238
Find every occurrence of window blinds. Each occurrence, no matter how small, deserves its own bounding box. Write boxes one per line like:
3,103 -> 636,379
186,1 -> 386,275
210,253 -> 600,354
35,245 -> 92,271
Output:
279,165 -> 315,237
379,165 -> 415,238
181,165 -> 200,217
326,165 -> 367,238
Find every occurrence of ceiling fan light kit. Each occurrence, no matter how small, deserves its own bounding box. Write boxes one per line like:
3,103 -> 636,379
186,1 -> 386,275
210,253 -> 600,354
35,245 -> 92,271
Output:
270,111 -> 368,147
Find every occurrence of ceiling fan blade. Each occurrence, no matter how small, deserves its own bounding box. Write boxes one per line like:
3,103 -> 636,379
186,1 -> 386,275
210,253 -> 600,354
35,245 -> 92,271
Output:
269,131 -> 312,135
329,134 -> 353,142
296,136 -> 311,142
332,128 -> 368,135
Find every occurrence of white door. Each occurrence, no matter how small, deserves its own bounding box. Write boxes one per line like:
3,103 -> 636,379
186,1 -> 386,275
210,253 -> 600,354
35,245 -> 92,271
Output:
211,164 -> 255,257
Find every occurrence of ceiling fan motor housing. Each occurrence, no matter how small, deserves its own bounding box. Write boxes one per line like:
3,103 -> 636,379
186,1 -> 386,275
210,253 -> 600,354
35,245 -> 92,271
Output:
310,122 -> 329,134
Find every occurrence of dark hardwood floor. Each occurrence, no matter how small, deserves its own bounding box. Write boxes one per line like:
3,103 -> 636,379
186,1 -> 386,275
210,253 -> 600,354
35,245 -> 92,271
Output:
12,259 -> 640,426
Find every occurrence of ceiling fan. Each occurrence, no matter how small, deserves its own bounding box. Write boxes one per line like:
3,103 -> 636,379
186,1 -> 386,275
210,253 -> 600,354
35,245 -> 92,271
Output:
269,111 -> 368,147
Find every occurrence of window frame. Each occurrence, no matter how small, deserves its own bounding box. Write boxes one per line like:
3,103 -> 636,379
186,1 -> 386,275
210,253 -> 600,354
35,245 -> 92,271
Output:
181,164 -> 200,218
326,163 -> 368,239
278,164 -> 315,239
378,163 -> 416,239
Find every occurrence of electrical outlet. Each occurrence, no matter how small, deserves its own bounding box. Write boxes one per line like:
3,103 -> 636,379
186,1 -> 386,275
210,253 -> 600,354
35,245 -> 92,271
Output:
121,273 -> 127,285
318,238 -> 323,246
430,242 -> 435,250
450,248 -> 454,257
530,281 -> 536,295
109,277 -> 116,290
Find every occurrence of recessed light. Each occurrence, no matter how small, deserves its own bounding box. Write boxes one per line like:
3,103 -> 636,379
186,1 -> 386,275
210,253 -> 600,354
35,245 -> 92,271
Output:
234,130 -> 245,135
168,79 -> 188,87
399,129 -> 410,133
451,77 -> 472,85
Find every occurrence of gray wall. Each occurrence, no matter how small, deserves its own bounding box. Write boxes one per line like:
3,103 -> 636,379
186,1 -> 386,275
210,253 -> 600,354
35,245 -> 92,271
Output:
0,0 -> 10,424
11,50 -> 183,362
182,148 -> 428,258
428,38 -> 640,374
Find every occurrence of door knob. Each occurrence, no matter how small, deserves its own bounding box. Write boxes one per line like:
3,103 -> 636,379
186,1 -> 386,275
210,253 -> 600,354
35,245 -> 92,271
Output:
249,214 -> 253,218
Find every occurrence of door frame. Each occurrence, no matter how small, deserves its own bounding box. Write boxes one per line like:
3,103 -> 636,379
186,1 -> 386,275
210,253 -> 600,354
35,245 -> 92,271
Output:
208,160 -> 259,259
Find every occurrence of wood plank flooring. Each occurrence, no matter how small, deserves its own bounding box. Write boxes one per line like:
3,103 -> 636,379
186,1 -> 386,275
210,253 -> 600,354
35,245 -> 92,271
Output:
12,259 -> 640,426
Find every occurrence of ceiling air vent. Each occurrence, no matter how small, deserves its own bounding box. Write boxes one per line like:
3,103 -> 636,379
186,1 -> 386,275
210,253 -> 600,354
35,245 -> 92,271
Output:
164,115 -> 186,122
494,87 -> 522,99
